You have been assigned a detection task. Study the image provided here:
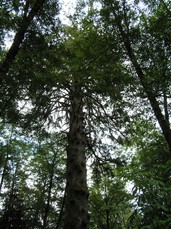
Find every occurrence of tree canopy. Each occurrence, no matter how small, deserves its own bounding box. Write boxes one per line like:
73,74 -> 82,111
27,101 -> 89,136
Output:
0,0 -> 171,228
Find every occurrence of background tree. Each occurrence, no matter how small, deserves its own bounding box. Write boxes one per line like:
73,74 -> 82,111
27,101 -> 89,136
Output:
120,120 -> 171,228
0,124 -> 66,229
99,0 -> 171,151
0,0 -> 60,123
89,160 -> 132,229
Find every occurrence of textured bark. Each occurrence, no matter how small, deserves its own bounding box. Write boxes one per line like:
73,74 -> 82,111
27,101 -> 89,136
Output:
0,0 -> 46,76
64,83 -> 89,229
111,5 -> 171,152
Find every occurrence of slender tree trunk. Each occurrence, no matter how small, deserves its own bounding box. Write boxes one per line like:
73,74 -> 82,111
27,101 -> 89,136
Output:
42,174 -> 53,229
0,0 -> 46,76
126,47 -> 171,151
32,180 -> 47,229
42,176 -> 53,229
64,82 -> 89,229
111,5 -> 171,152
0,152 -> 9,193
56,186 -> 66,229
0,131 -> 13,193
163,90 -> 170,128
104,185 -> 110,229
2,163 -> 18,229
42,153 -> 57,229
106,208 -> 110,229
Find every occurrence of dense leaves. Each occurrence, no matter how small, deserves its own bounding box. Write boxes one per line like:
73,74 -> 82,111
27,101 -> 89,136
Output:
0,0 -> 171,228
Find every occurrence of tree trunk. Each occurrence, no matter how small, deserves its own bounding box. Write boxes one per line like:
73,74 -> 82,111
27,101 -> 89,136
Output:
111,5 -> 171,152
0,151 -> 9,193
64,82 -> 89,229
42,151 -> 57,229
56,186 -> 66,229
0,0 -> 46,76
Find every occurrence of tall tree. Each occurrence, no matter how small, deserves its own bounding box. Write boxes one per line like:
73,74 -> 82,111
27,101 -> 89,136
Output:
99,0 -> 171,151
0,0 -> 60,122
7,11 -> 130,226
64,80 -> 89,229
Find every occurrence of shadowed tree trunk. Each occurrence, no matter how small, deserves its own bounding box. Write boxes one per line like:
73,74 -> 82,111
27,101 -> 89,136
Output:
0,151 -> 9,193
109,1 -> 171,152
56,186 -> 66,229
0,0 -> 46,76
42,152 -> 57,229
64,81 -> 89,229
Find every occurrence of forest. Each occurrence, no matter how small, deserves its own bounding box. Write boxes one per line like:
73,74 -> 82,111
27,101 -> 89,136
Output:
0,0 -> 171,228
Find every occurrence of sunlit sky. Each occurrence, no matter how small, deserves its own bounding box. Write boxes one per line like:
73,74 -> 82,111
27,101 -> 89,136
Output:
60,0 -> 77,23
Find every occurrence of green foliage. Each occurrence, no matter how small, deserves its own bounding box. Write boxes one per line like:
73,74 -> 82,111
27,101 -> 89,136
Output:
0,124 -> 66,228
89,178 -> 132,229
0,0 -> 171,228
122,131 -> 171,228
